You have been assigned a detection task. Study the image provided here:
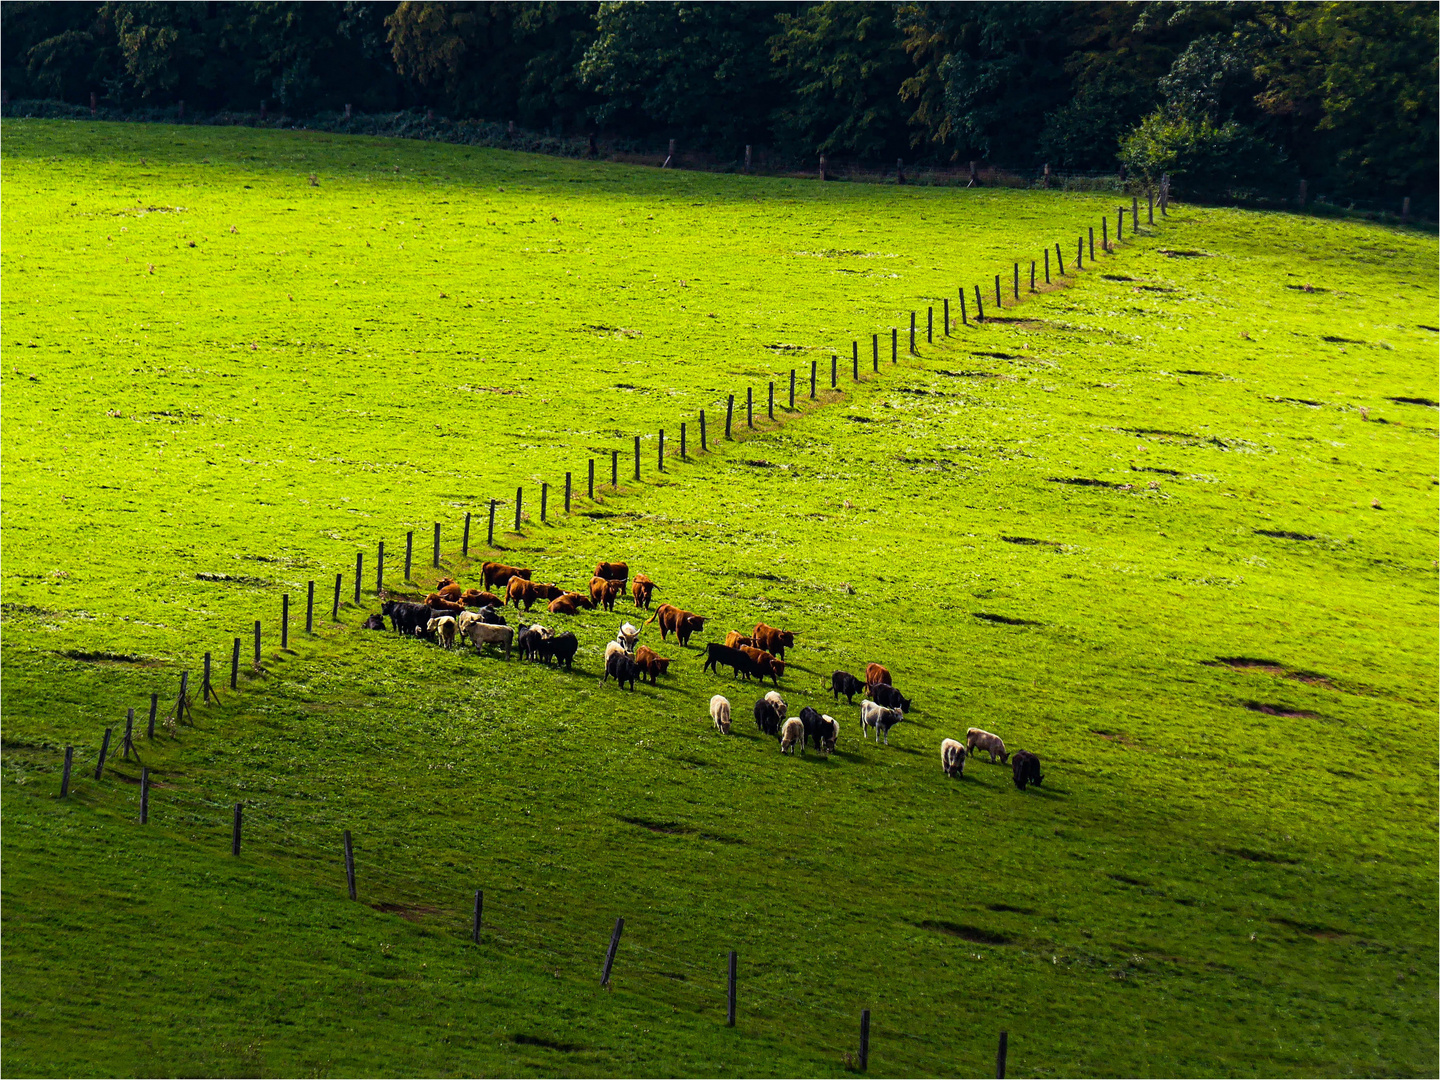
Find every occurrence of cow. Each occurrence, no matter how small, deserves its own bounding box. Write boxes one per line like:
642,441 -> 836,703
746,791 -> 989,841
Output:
382,600 -> 431,636
966,728 -> 1009,765
476,605 -> 507,626
594,561 -> 629,583
864,663 -> 891,688
482,562 -> 531,591
602,649 -> 640,690
1012,750 -> 1043,790
549,592 -> 594,616
634,645 -> 671,684
830,670 -> 864,703
763,690 -> 787,720
603,641 -> 630,669
753,623 -> 796,659
860,701 -> 904,745
361,613 -> 386,630
539,631 -> 578,670
516,626 -> 547,661
799,706 -> 837,754
425,615 -> 458,649
460,620 -> 513,659
703,643 -> 756,679
941,738 -> 965,778
724,631 -> 754,650
617,623 -> 640,651
632,574 -> 658,609
425,593 -> 467,613
464,590 -> 504,608
646,604 -> 705,646
780,717 -> 805,755
870,683 -> 913,712
739,646 -> 785,687
505,577 -> 539,609
753,697 -> 783,738
434,580 -> 465,602
589,576 -> 625,612
710,695 -> 732,734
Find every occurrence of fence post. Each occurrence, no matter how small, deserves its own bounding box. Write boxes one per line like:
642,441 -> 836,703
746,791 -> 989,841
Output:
231,638 -> 240,689
853,339 -> 860,373
254,620 -> 261,664
541,482 -> 549,520
1149,189 -> 1155,224
1089,227 -> 1095,262
872,333 -> 879,371
612,449 -> 619,487
376,542 -> 383,594
909,312 -> 916,353
975,284 -> 985,321
148,692 -> 158,738
657,433 -> 664,472
1077,236 -> 1084,270
433,522 -> 441,568
959,289 -> 968,325
601,917 -> 624,986
232,804 -> 242,855
1162,173 -> 1170,213
997,1031 -> 1008,1079
1132,193 -> 1139,231
1044,248 -> 1050,283
354,553 -> 362,604
634,435 -> 641,479
859,1009 -> 871,1072
1102,217 -> 1109,252
565,472 -> 572,512
809,360 -> 817,399
1013,263 -> 1019,301
789,369 -> 796,409
95,727 -> 112,780
699,412 -> 707,452
747,387 -> 753,428
463,511 -> 471,556
727,950 -> 737,1026
891,328 -> 897,363
333,574 -> 341,621
1030,260 -> 1036,291
831,354 -> 837,388
281,593 -> 289,649
473,890 -> 483,942
995,274 -> 1002,307
769,381 -> 775,420
680,424 -> 686,459
343,830 -> 357,899
60,746 -> 73,797
1118,206 -> 1125,240
589,459 -> 596,499
515,486 -> 524,531
926,308 -> 932,345
123,707 -> 135,760
306,581 -> 315,634
405,531 -> 414,580
140,767 -> 149,822
488,499 -> 497,546
1055,242 -> 1065,274
203,653 -> 212,702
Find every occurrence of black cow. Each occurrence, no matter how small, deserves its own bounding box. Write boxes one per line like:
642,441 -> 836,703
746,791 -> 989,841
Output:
754,698 -> 783,738
704,642 -> 758,679
1011,751 -> 1043,790
477,605 -> 507,626
541,631 -> 578,670
870,683 -> 913,712
382,600 -> 431,636
603,649 -> 639,690
830,670 -> 864,703
799,706 -> 838,754
361,613 -> 386,630
516,627 -> 546,661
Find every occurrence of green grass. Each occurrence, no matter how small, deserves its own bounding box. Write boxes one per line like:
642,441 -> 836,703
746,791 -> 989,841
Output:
3,120 -> 1437,1077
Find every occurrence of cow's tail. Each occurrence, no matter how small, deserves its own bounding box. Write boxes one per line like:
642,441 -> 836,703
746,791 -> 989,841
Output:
642,612 -> 659,629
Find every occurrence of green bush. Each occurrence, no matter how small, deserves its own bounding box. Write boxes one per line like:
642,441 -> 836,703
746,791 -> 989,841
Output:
1120,108 -> 1288,199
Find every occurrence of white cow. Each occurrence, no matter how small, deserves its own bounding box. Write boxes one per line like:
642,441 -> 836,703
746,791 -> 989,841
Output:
966,728 -> 1008,764
860,701 -> 903,745
710,695 -> 732,734
461,620 -> 513,659
941,738 -> 965,778
780,717 -> 805,754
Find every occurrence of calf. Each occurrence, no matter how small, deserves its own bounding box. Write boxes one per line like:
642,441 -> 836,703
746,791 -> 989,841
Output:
800,707 -> 838,754
724,631 -> 754,650
780,717 -> 805,755
482,562 -> 531,591
382,600 -> 431,636
595,561 -> 629,583
966,728 -> 1009,765
589,576 -> 625,611
864,662 -> 891,688
860,701 -> 904,745
709,695 -> 732,734
632,574 -> 657,609
753,697 -> 783,738
460,620 -> 513,659
425,615 -> 458,649
830,670 -> 864,703
870,683 -> 913,712
703,643 -> 757,679
361,613 -> 386,630
1012,750 -> 1043,790
633,645 -> 671,684
753,623 -> 796,659
539,631 -> 578,670
941,738 -> 965,778
602,649 -> 640,690
477,605 -> 507,626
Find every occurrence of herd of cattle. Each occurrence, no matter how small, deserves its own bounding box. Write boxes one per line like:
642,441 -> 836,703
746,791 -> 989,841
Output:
368,560 -> 1045,790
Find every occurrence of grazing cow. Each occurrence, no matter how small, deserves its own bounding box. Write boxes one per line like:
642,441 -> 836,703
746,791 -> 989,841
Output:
460,620 -> 513,659
646,604 -> 705,646
724,631 -> 754,650
860,701 -> 904,745
589,576 -> 625,612
594,561 -> 629,583
709,695 -> 732,734
482,562 -> 531,591
799,706 -> 838,754
602,649 -> 640,690
516,626 -> 547,661
506,577 -> 539,609
632,574 -> 658,609
780,717 -> 805,755
739,645 -> 785,687
702,643 -> 756,679
425,615 -> 458,649
1012,750 -> 1043,790
753,623 -> 796,659
634,645 -> 672,684
539,631 -> 578,670
865,663 -> 891,688
464,590 -> 503,608
753,697 -> 783,738
603,641 -> 630,669
870,683 -> 913,712
617,623 -> 640,651
941,738 -> 965,778
477,605 -> 507,626
820,714 -> 839,752
361,613 -> 386,630
382,600 -> 431,636
763,690 -> 787,720
966,728 -> 1009,765
830,670 -> 864,703
426,593 -> 466,613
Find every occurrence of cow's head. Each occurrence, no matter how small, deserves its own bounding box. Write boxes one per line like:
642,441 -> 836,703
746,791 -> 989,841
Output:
779,630 -> 796,647
381,601 -> 397,615
770,659 -> 787,678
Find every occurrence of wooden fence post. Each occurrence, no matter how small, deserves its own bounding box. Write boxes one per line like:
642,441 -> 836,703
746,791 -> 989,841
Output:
725,395 -> 734,439
601,917 -> 624,986
747,387 -> 753,428
1030,260 -> 1036,291
1055,242 -> 1065,274
473,890 -> 483,942
909,311 -> 916,353
231,638 -> 241,689
60,746 -> 74,796
727,950 -> 737,1026
515,486 -> 524,531
376,542 -> 383,594
232,804 -> 242,855
95,727 -> 112,780
768,381 -> 775,420
1077,235 -> 1084,270
332,574 -> 341,621
123,707 -> 135,760
810,360 -> 817,399
699,412 -> 706,452
1133,193 -> 1139,230
853,339 -> 860,373
281,594 -> 289,649
140,766 -> 149,821
1102,217 -> 1108,252
463,511 -> 471,556
859,1009 -> 871,1072
432,522 -> 441,568
589,459 -> 596,499
148,692 -> 158,738
1089,227 -> 1095,261
1148,189 -> 1155,224
789,370 -> 796,409
177,671 -> 190,724
611,450 -> 619,487
1044,248 -> 1050,283
343,830 -> 357,899
306,581 -> 315,634
634,436 -> 641,479
831,354 -> 838,388
997,1031 -> 1008,1079
488,499 -> 497,545
657,433 -> 663,472
959,289 -> 968,325
891,328 -> 897,363
203,653 -> 213,702
926,308 -> 933,344
1013,263 -> 1019,301
565,472 -> 572,512
872,333 -> 879,371
995,274 -> 1002,307
975,284 -> 985,321
354,553 -> 362,604
679,424 -> 686,460
253,620 -> 261,664
541,482 -> 549,520
405,531 -> 414,580
1118,206 -> 1125,240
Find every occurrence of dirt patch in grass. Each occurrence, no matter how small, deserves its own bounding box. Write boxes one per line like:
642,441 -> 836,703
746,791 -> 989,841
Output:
917,920 -> 1013,945
196,572 -> 272,585
977,316 -> 1052,329
935,369 -> 1004,379
1321,336 -> 1364,344
1049,476 -> 1127,489
1270,916 -> 1349,940
1001,536 -> 1061,547
1254,529 -> 1319,541
371,902 -> 444,923
1208,656 -> 1339,691
1092,730 -> 1146,748
1158,248 -> 1212,258
1266,396 -> 1324,407
973,612 -> 1042,626
1243,701 -> 1319,719
970,350 -> 1023,360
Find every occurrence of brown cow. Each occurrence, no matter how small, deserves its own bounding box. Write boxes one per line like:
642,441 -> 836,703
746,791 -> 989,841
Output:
753,623 -> 796,659
633,645 -> 672,685
548,592 -> 595,616
463,589 -> 503,608
632,574 -> 658,609
645,603 -> 705,646
739,645 -> 785,687
589,576 -> 626,612
594,561 -> 629,583
505,577 -> 539,610
435,581 -> 465,602
865,663 -> 891,688
483,562 -> 532,590
530,583 -> 565,602
724,631 -> 754,650
425,595 -> 466,613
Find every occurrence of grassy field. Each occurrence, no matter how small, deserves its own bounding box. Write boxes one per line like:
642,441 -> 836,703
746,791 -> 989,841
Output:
3,121 -> 1437,1078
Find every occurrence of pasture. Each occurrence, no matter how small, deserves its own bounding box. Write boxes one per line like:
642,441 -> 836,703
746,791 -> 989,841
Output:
2,121 -> 1437,1077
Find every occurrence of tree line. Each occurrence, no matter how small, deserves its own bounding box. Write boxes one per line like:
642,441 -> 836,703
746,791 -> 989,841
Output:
3,2 -> 1434,204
